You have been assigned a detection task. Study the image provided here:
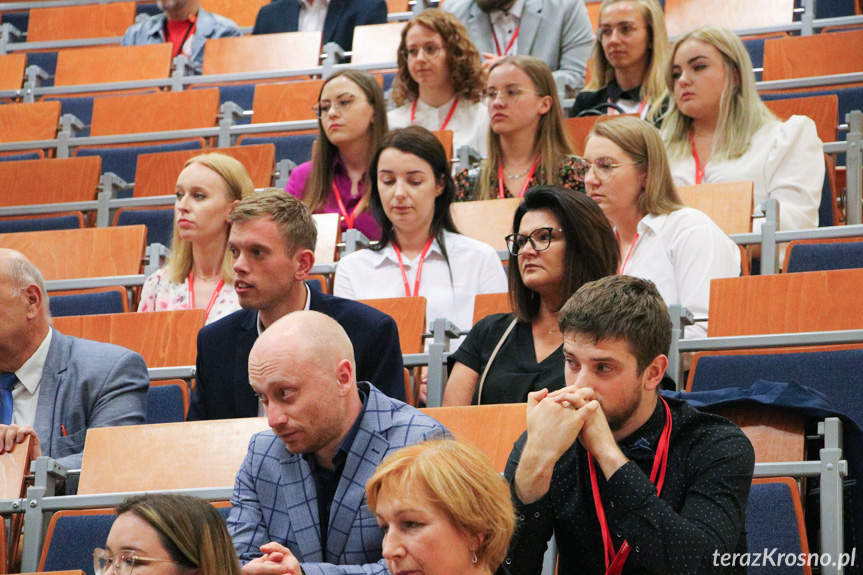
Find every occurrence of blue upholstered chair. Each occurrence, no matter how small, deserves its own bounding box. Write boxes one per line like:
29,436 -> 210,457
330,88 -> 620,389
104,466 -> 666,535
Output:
746,478 -> 811,575
49,290 -> 126,317
785,239 -> 863,273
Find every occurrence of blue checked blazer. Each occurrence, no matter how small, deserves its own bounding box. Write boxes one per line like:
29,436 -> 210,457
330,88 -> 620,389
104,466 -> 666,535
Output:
228,382 -> 450,575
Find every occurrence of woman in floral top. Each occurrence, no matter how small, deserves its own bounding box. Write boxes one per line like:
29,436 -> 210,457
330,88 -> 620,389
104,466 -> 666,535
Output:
138,153 -> 254,324
454,56 -> 588,202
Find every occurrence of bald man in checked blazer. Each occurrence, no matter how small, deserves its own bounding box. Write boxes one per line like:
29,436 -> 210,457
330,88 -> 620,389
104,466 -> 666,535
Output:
228,311 -> 449,575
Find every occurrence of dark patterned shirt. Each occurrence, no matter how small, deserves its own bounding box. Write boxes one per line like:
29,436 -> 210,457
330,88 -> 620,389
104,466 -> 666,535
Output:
454,156 -> 588,202
503,397 -> 755,575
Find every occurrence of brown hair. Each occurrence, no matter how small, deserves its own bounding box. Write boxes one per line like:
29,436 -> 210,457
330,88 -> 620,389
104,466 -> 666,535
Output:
391,9 -> 485,106
229,188 -> 317,255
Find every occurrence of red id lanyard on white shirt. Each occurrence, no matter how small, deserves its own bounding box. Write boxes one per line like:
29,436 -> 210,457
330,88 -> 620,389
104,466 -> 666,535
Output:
392,237 -> 435,297
332,179 -> 362,229
410,97 -> 460,132
188,271 -> 225,321
498,158 -> 539,199
491,24 -> 519,56
588,398 -> 673,575
689,132 -> 706,185
616,231 -> 640,275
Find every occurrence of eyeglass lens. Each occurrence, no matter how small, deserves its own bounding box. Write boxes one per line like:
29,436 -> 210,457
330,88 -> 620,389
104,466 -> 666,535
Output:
507,228 -> 554,255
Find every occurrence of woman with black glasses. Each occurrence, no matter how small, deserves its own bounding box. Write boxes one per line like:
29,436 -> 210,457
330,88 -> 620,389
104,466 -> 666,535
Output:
286,69 -> 388,241
94,494 -> 241,575
443,185 -> 618,406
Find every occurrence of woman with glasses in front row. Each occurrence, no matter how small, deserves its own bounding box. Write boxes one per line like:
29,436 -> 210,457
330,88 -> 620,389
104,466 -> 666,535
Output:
454,56 -> 587,202
584,116 -> 740,339
443,185 -> 618,406
388,9 -> 489,156
94,493 -> 241,575
286,69 -> 388,241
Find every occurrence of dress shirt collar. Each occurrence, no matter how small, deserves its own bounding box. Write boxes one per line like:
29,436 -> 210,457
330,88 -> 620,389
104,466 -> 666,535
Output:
297,0 -> 328,9
256,284 -> 311,336
637,211 -> 671,237
491,0 -> 526,22
369,235 -> 445,268
617,397 -> 667,460
15,327 -> 52,395
605,78 -> 642,102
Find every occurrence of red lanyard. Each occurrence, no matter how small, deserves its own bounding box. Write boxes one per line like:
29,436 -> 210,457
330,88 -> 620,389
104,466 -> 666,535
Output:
689,132 -> 706,185
497,158 -> 539,199
588,398 -> 673,575
491,24 -> 520,56
607,98 -> 648,118
410,97 -> 460,132
616,231 -> 640,274
392,237 -> 435,297
332,179 -> 363,229
188,271 -> 225,321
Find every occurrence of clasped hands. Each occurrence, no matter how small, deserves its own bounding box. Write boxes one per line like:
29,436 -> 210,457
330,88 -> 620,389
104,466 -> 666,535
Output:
242,543 -> 302,575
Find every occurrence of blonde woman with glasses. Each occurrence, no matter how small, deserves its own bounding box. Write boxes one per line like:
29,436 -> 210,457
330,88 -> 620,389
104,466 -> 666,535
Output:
388,9 -> 489,156
454,56 -> 587,201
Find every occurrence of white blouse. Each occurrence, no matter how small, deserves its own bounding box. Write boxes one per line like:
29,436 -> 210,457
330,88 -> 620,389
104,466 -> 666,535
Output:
138,267 -> 241,325
669,115 -> 824,234
620,207 -> 741,340
388,97 -> 490,156
333,230 -> 507,349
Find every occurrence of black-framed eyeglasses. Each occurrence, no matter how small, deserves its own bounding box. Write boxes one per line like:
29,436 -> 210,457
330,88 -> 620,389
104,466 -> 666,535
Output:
93,548 -> 180,575
312,95 -> 368,119
505,227 -> 563,256
584,158 -> 636,181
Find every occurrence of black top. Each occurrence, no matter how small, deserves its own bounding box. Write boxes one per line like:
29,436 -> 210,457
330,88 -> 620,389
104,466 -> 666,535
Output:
503,397 -> 755,575
569,79 -> 668,127
448,313 -> 565,405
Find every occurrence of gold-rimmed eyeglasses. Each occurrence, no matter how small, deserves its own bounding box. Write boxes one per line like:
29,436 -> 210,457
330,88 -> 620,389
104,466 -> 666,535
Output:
93,548 -> 180,575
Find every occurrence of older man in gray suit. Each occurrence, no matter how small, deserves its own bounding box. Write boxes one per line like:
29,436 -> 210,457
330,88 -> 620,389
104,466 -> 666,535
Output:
229,311 -> 449,575
443,0 -> 595,97
0,249 -> 148,471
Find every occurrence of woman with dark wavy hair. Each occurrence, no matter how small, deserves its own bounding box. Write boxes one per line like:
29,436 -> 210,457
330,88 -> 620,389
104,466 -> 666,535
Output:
334,126 -> 506,355
444,185 -> 619,406
388,9 -> 489,155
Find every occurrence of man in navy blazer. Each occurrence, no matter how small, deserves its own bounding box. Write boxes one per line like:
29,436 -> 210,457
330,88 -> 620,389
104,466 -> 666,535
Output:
0,250 -> 148,471
190,189 -> 405,421
251,0 -> 387,54
229,311 -> 448,575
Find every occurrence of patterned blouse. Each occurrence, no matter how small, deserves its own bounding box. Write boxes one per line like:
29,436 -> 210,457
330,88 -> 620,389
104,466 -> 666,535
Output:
454,155 -> 588,202
138,267 -> 241,325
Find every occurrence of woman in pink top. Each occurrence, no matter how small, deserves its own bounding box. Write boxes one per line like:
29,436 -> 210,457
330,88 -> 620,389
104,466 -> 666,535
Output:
138,153 -> 253,324
286,69 -> 389,241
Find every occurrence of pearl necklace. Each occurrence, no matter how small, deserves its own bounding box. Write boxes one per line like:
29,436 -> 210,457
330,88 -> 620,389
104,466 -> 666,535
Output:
506,164 -> 533,180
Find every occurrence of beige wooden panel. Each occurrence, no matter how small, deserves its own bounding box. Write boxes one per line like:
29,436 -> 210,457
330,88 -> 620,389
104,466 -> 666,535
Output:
0,156 -> 101,205
54,44 -> 172,87
312,212 -> 342,264
202,31 -> 321,75
763,29 -> 863,81
665,0 -> 794,36
27,2 -> 135,42
200,0 -> 269,27
0,101 -> 60,143
677,181 -> 754,235
360,297 -> 427,355
450,197 -> 521,252
0,53 -> 26,91
90,88 -> 220,136
351,22 -> 406,66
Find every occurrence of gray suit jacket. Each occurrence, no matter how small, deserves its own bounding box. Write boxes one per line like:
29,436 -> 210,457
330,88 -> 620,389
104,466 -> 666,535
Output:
228,382 -> 450,575
443,0 -> 594,96
34,329 -> 149,470
121,8 -> 240,73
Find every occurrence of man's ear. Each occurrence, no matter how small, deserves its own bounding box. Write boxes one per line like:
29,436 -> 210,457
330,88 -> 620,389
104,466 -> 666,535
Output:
293,249 -> 316,281
642,354 -> 668,392
335,359 -> 354,395
23,284 -> 43,320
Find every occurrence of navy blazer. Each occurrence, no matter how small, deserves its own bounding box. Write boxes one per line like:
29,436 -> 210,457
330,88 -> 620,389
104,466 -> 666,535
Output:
251,0 -> 387,53
190,290 -> 406,420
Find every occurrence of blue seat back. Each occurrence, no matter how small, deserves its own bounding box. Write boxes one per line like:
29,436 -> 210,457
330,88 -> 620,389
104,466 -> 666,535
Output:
240,134 -> 316,166
25,51 -> 58,87
49,291 -> 125,317
786,241 -> 863,273
690,349 -> 863,429
742,38 -> 767,81
208,84 -> 256,125
0,214 -> 82,234
43,96 -> 96,137
147,384 -> 186,424
0,152 -> 42,162
77,141 -> 204,197
746,481 -> 807,575
116,209 -> 174,247
41,511 -> 115,575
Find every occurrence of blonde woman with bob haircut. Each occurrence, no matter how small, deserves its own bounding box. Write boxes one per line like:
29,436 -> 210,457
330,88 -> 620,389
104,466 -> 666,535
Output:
95,493 -> 242,575
570,0 -> 669,123
388,9 -> 490,155
138,152 -> 253,324
367,440 -> 516,575
287,69 -> 389,241
455,56 -> 586,201
584,116 -> 739,339
662,26 -> 823,235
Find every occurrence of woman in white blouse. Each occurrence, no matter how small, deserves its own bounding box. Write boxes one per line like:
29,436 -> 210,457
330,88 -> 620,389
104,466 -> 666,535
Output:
138,153 -> 253,324
334,126 -> 507,348
662,26 -> 824,234
584,116 -> 740,338
387,9 -> 489,155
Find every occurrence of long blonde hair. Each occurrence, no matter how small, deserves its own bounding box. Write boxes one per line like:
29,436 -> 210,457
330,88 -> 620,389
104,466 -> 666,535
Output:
661,26 -> 776,163
477,56 -> 575,200
165,153 -> 254,284
585,0 -> 669,122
